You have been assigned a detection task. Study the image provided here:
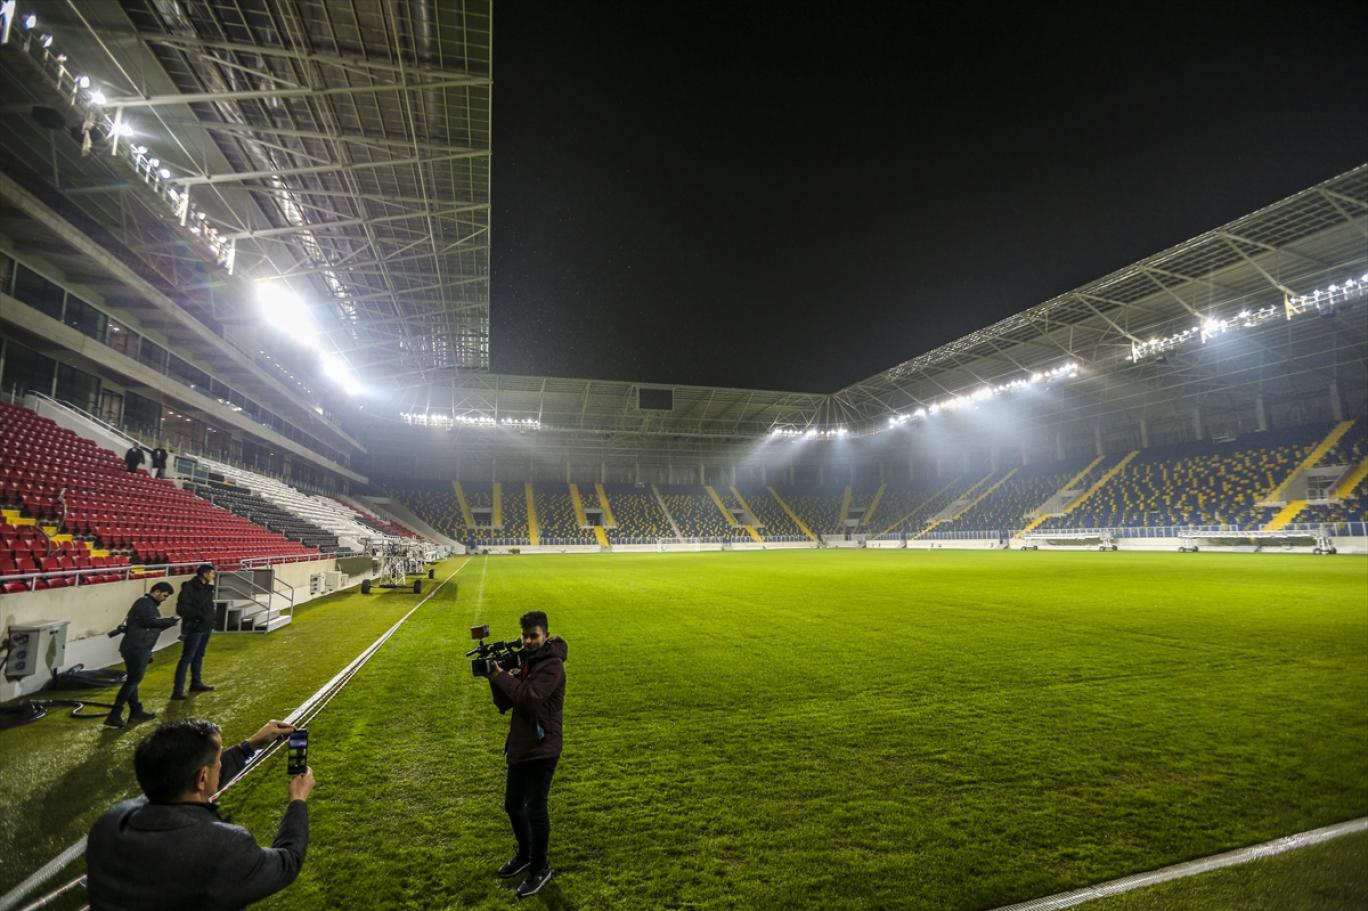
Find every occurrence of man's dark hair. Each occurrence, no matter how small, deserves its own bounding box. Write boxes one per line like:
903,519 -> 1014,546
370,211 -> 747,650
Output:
195,563 -> 214,579
134,719 -> 223,803
520,610 -> 549,634
149,582 -> 174,595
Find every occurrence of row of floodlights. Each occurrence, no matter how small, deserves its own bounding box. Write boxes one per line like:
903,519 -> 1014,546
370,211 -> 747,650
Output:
399,412 -> 543,430
1129,273 -> 1366,363
770,426 -> 849,439
886,361 -> 1080,427
1,6 -> 234,270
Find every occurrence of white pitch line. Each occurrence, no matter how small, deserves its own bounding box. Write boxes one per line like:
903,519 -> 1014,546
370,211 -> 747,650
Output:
988,816 -> 1368,911
0,560 -> 469,911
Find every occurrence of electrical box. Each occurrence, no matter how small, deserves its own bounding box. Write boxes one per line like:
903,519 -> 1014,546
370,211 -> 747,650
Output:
324,571 -> 346,591
4,620 -> 69,679
309,573 -> 324,596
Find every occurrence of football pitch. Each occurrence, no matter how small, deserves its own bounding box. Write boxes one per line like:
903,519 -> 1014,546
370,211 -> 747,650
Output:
5,549 -> 1367,909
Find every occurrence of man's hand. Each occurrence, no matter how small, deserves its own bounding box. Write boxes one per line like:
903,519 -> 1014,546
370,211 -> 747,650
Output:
248,719 -> 295,749
288,767 -> 315,802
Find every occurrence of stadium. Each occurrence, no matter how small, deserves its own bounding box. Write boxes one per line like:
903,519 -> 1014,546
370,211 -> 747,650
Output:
0,2 -> 1365,910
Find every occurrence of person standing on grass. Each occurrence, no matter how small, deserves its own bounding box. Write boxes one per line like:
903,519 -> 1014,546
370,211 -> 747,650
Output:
105,582 -> 180,729
173,564 -> 217,699
86,717 -> 314,909
486,609 -> 567,899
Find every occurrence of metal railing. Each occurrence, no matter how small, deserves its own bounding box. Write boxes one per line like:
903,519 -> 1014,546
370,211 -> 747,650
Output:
0,553 -> 337,594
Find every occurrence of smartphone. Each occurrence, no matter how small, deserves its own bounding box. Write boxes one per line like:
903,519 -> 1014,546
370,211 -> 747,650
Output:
287,729 -> 309,776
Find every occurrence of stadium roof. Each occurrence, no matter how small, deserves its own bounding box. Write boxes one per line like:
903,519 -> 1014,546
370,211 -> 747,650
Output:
0,0 -> 491,388
391,165 -> 1367,443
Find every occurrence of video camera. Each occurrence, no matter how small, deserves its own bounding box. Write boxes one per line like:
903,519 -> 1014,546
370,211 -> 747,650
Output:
466,624 -> 525,676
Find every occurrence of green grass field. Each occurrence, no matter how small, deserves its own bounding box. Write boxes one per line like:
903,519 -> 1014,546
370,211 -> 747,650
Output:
2,550 -> 1366,910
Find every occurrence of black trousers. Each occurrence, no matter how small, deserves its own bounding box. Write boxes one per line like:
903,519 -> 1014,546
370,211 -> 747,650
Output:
110,650 -> 150,716
504,755 -> 559,871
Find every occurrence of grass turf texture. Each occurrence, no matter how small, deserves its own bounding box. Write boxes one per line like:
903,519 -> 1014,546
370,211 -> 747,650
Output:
0,556 -> 469,900
3,550 -> 1366,909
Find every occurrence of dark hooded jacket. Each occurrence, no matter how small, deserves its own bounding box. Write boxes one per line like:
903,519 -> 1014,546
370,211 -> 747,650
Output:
118,594 -> 179,657
488,637 -> 567,764
176,576 -> 216,635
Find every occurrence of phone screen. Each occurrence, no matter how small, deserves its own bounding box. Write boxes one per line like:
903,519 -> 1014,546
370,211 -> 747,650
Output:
287,729 -> 309,776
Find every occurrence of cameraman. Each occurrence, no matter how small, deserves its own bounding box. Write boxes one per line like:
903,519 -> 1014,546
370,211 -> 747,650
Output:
486,610 -> 567,899
104,582 -> 180,729
86,718 -> 314,910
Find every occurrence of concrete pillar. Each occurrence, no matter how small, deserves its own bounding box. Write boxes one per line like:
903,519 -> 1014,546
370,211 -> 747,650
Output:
1255,395 -> 1268,432
1094,421 -> 1104,458
1139,414 -> 1150,449
1192,407 -> 1203,441
1330,381 -> 1344,421
1056,429 -> 1066,461
818,464 -> 825,486
731,464 -> 737,486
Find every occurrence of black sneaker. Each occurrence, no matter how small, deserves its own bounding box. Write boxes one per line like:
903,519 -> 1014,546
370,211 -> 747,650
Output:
189,683 -> 215,692
103,714 -> 125,728
497,856 -> 530,879
128,710 -> 158,722
170,692 -> 188,701
515,868 -> 553,898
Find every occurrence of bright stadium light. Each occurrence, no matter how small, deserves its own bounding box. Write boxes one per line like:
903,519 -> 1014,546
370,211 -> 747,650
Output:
88,88 -> 107,106
318,352 -> 361,396
22,13 -> 38,30
255,281 -> 316,343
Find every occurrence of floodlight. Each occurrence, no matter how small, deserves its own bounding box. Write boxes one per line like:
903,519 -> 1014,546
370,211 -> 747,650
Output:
319,352 -> 361,396
148,157 -> 159,168
76,75 -> 90,89
158,167 -> 171,179
88,89 -> 107,105
113,122 -> 134,137
39,32 -> 52,47
255,281 -> 316,342
22,13 -> 37,29
131,144 -> 146,154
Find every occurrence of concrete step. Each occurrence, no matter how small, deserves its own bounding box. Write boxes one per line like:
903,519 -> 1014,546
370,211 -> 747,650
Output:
258,614 -> 292,632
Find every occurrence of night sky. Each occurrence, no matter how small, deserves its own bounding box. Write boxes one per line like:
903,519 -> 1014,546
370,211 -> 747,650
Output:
488,1 -> 1368,393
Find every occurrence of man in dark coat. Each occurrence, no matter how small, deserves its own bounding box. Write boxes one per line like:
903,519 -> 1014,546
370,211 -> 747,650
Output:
105,582 -> 180,728
123,446 -> 145,473
173,564 -> 218,699
487,610 -> 567,899
86,717 -> 314,910
150,446 -> 169,479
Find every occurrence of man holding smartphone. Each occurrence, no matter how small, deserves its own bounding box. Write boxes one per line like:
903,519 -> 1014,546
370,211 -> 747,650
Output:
86,718 -> 315,909
487,610 -> 567,899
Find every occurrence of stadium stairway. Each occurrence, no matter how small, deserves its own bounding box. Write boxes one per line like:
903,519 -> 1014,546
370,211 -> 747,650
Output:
704,485 -> 737,526
728,486 -> 765,543
911,469 -> 1010,539
568,483 -> 590,526
492,482 -> 503,529
876,475 -> 969,537
837,485 -> 853,525
1013,455 -> 1107,537
861,483 -> 887,528
651,484 -> 685,538
1263,500 -> 1308,531
766,486 -> 820,542
594,483 -> 618,528
1057,451 -> 1139,519
525,482 -> 541,546
452,481 -> 476,528
1263,420 -> 1356,503
1333,454 -> 1368,499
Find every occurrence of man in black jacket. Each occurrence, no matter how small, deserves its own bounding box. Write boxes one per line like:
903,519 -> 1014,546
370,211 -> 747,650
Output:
105,582 -> 180,729
173,564 -> 217,699
150,445 -> 168,479
86,717 -> 314,910
123,445 -> 145,473
487,610 -> 567,899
